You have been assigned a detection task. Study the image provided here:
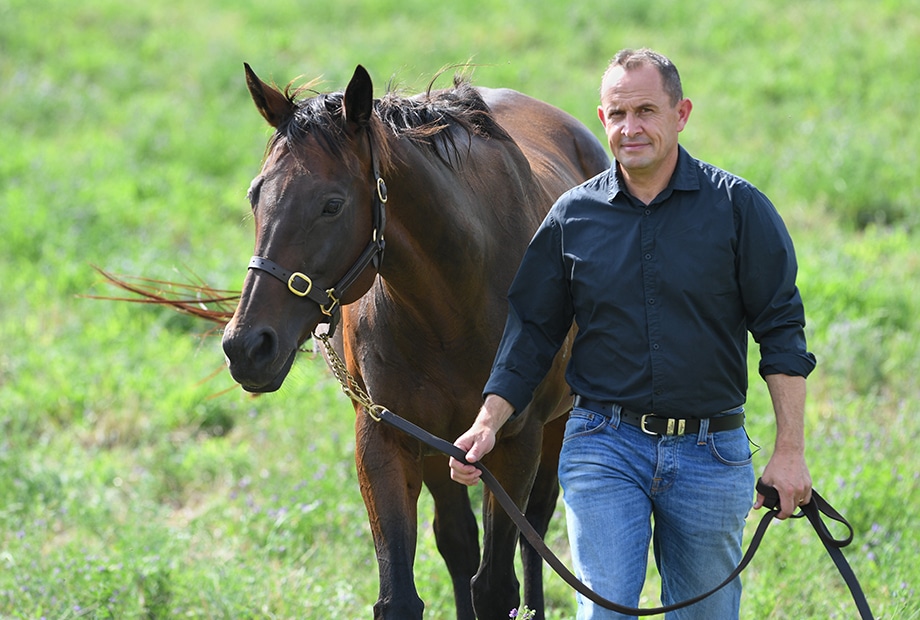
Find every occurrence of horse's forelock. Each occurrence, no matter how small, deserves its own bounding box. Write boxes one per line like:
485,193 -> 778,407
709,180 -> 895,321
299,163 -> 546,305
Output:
263,92 -> 349,170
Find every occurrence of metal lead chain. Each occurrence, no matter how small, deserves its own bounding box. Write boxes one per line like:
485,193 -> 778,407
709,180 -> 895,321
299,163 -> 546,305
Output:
316,333 -> 384,421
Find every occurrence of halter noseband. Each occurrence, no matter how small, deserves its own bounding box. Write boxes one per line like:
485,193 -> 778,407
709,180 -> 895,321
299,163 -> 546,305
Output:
246,126 -> 388,337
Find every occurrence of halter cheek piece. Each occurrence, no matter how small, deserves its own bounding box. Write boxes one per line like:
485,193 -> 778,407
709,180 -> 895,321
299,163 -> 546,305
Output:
246,126 -> 387,337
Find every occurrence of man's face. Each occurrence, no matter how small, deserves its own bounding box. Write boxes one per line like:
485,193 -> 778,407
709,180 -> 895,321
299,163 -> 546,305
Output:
597,64 -> 691,177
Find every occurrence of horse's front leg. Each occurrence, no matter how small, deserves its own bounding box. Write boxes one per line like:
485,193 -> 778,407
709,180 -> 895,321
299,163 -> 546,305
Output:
519,415 -> 565,620
355,411 -> 425,620
423,454 -> 480,620
471,426 -> 543,620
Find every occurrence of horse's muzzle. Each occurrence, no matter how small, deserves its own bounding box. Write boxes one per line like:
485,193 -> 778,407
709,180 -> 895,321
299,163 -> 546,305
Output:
222,324 -> 297,392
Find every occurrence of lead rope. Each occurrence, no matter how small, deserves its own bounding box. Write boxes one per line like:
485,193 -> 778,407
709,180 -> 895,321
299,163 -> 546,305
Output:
313,332 -> 874,618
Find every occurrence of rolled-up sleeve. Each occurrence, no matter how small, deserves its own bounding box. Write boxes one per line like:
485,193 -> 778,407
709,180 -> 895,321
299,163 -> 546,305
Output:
736,186 -> 817,379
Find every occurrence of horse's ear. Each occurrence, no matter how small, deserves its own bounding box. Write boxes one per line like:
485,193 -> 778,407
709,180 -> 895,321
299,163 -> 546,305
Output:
343,65 -> 374,128
244,62 -> 294,128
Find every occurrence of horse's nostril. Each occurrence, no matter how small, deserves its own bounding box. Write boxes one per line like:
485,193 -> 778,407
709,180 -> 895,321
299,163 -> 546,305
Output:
249,327 -> 279,365
223,325 -> 280,368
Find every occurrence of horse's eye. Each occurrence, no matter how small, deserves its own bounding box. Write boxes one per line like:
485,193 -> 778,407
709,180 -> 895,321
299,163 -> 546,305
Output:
322,199 -> 344,216
247,179 -> 263,212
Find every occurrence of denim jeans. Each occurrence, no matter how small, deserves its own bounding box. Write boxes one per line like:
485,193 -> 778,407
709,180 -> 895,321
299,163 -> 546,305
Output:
558,404 -> 755,620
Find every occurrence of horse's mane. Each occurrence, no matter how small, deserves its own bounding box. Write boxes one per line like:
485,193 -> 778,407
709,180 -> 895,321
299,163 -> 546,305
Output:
270,74 -> 512,171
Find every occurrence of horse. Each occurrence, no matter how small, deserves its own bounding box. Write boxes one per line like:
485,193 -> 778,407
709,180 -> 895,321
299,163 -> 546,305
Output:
220,63 -> 609,619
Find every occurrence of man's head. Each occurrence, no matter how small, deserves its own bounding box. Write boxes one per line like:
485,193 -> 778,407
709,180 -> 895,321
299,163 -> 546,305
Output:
598,48 -> 692,191
602,48 -> 684,106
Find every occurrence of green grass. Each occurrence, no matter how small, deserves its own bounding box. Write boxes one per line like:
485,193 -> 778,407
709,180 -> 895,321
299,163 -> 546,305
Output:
2,0 -> 919,617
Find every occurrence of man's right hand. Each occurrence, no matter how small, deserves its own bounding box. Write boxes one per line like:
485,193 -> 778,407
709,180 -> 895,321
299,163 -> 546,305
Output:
449,394 -> 515,486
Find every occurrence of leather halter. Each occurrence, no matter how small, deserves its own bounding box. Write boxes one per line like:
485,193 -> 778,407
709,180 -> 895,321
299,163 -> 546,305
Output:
247,126 -> 388,337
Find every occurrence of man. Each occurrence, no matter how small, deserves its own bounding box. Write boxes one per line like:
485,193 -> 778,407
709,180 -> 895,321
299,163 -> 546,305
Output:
449,48 -> 816,619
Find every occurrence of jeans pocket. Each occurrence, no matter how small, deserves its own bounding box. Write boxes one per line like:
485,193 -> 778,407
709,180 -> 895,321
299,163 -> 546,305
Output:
708,427 -> 753,466
563,407 -> 610,442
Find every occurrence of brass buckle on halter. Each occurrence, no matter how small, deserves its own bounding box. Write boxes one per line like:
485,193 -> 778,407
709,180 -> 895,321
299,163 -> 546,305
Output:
287,272 -> 313,297
376,177 -> 388,203
320,289 -> 341,316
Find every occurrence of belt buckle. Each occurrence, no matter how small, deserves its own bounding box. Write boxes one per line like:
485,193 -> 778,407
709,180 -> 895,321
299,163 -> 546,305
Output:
640,414 -> 658,436
641,414 -> 686,436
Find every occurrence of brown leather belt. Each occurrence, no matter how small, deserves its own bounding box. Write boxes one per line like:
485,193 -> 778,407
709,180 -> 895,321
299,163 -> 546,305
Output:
573,396 -> 744,436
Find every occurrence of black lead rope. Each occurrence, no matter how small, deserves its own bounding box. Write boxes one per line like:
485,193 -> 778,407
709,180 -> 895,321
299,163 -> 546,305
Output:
758,482 -> 875,619
373,407 -> 875,618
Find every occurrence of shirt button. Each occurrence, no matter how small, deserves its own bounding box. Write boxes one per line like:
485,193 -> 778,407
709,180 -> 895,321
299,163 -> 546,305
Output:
645,210 -> 651,216
648,298 -> 655,305
644,253 -> 652,260
652,343 -> 660,350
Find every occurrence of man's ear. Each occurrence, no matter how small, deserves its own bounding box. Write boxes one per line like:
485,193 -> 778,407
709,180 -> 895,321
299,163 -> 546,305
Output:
676,98 -> 693,132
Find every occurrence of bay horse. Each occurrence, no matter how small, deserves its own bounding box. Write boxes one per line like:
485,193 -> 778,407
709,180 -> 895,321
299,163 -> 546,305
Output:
221,63 -> 609,619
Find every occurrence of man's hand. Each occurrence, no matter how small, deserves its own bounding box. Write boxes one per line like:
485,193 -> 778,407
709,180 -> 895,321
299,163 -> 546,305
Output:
449,394 -> 515,486
755,447 -> 812,519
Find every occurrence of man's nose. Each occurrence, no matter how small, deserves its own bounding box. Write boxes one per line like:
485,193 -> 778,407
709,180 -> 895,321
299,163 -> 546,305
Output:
621,113 -> 641,137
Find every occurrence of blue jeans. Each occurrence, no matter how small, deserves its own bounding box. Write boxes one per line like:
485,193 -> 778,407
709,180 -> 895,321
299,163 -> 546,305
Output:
558,404 -> 755,620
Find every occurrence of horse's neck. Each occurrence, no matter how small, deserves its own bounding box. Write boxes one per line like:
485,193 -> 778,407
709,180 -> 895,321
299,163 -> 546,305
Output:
374,139 -> 534,329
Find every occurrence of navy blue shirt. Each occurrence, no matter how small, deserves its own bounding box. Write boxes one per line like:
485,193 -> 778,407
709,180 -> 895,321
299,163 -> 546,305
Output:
484,146 -> 816,417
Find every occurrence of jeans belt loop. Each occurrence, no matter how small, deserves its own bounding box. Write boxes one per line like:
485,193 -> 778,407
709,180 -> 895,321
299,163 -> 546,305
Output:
697,416 -> 710,444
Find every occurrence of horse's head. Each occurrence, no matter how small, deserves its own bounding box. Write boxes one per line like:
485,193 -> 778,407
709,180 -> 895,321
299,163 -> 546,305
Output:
222,63 -> 387,392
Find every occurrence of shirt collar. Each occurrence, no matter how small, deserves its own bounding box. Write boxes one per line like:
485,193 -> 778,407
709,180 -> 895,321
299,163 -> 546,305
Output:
606,145 -> 700,204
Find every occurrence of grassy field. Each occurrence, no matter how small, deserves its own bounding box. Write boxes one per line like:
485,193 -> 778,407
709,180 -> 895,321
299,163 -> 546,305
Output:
2,0 -> 919,617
